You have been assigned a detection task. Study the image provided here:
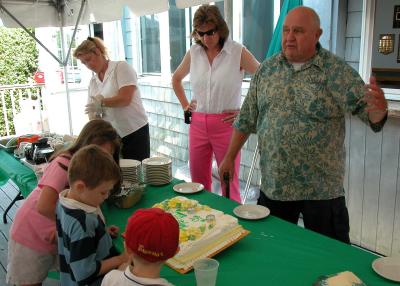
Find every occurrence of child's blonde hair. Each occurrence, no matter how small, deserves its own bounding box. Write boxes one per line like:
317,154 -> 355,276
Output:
73,36 -> 109,60
68,145 -> 120,189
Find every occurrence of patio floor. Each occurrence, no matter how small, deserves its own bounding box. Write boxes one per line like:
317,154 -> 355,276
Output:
0,180 -> 58,286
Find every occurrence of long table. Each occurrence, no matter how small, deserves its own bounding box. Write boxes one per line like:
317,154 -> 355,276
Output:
0,149 -> 38,223
0,149 -> 397,285
103,179 -> 398,286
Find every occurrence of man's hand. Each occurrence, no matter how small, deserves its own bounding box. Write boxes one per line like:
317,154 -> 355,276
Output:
363,77 -> 387,123
222,109 -> 240,124
85,94 -> 104,115
219,156 -> 235,184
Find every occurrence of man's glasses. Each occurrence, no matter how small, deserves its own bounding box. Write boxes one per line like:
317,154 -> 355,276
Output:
196,28 -> 217,37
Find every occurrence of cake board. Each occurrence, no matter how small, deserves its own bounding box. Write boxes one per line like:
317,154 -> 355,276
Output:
166,228 -> 250,274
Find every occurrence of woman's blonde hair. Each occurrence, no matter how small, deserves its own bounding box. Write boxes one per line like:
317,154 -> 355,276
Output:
191,4 -> 229,49
73,36 -> 109,60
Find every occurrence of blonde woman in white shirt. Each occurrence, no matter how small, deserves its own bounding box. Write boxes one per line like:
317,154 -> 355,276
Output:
172,4 -> 259,202
74,37 -> 150,161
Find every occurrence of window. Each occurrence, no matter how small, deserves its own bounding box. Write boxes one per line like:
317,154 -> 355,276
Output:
123,1 -> 334,78
303,0 -> 333,50
233,0 -> 275,63
140,15 -> 161,73
169,2 -> 189,72
54,28 -> 86,85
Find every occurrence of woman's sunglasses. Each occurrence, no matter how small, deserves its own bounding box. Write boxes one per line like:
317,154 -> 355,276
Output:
196,28 -> 217,37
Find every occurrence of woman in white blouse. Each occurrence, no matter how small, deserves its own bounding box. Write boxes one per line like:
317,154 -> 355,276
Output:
74,37 -> 150,161
172,4 -> 259,202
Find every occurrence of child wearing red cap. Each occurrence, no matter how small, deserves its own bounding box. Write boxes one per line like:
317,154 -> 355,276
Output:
101,208 -> 180,286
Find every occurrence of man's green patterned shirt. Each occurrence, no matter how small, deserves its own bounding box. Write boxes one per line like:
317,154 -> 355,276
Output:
235,45 -> 382,201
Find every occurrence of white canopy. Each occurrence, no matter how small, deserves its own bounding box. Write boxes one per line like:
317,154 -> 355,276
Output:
176,0 -> 216,8
0,0 -> 168,28
0,0 -> 220,28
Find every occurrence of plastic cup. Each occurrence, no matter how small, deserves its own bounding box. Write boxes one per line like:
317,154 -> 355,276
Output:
193,258 -> 219,286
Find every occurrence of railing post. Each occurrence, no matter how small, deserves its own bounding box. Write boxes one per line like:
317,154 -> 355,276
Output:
1,90 -> 10,136
10,89 -> 16,119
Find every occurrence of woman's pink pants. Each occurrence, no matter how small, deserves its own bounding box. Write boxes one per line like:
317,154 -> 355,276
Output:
189,112 -> 241,203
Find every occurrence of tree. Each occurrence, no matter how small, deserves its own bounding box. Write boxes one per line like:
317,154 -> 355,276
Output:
0,28 -> 39,135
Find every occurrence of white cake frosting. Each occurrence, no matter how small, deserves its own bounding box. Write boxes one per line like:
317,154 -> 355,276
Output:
153,196 -> 246,270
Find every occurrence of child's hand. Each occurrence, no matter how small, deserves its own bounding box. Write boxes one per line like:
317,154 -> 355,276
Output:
45,229 -> 57,245
107,225 -> 120,238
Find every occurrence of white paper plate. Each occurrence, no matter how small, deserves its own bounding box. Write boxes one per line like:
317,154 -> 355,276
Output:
146,177 -> 173,186
173,182 -> 204,194
120,159 -> 141,168
142,157 -> 172,166
233,205 -> 270,220
372,256 -> 400,282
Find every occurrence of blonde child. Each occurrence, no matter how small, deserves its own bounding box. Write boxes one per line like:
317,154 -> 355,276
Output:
56,145 -> 128,285
101,208 -> 180,286
7,119 -> 121,286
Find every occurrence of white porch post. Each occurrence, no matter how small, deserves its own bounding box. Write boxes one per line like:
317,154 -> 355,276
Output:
359,0 -> 376,82
224,0 -> 233,39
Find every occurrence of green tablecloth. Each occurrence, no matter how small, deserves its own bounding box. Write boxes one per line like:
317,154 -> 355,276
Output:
102,180 -> 397,286
0,149 -> 395,285
0,149 -> 37,197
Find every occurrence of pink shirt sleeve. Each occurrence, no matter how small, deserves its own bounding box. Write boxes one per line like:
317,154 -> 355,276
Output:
37,155 -> 70,194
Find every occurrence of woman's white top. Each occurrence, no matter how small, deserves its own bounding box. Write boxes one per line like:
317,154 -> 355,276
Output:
189,39 -> 244,113
88,61 -> 148,138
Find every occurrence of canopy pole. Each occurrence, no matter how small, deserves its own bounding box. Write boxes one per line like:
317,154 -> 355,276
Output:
242,142 -> 259,204
60,27 -> 73,135
63,0 -> 87,66
59,0 -> 87,135
0,3 -> 63,65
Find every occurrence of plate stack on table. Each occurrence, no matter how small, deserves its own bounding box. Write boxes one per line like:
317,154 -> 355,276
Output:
142,157 -> 172,185
120,159 -> 141,185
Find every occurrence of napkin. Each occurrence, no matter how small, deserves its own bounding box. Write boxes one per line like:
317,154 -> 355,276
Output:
313,271 -> 367,286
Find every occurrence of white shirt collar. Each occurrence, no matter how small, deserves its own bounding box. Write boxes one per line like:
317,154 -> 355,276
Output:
123,266 -> 173,286
220,39 -> 234,55
94,61 -> 118,84
59,189 -> 105,223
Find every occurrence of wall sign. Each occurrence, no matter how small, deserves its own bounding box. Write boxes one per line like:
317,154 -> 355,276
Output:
378,34 -> 394,54
394,5 -> 400,28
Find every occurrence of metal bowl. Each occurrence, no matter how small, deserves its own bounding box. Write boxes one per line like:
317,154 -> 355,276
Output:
113,184 -> 145,209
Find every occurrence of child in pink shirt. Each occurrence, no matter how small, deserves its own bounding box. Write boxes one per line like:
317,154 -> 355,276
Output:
7,119 -> 121,286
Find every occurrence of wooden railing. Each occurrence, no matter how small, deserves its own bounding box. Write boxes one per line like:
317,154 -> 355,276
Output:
0,83 -> 46,136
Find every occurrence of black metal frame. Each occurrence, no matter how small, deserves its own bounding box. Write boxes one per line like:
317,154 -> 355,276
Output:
3,191 -> 23,223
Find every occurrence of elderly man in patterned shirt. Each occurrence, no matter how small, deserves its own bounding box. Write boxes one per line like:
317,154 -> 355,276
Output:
219,6 -> 388,243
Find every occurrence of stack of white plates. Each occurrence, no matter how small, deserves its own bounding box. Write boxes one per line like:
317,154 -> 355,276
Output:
142,157 -> 172,185
120,159 -> 141,185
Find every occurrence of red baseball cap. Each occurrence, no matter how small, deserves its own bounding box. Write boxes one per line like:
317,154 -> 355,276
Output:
125,208 -> 179,262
